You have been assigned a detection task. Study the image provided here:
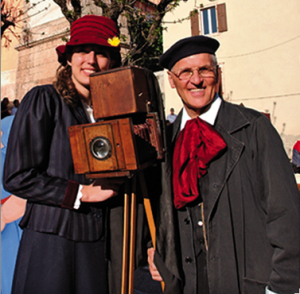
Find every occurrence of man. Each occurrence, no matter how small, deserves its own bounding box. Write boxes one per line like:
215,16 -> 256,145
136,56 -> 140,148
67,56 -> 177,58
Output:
148,36 -> 300,294
10,99 -> 19,115
167,107 -> 177,123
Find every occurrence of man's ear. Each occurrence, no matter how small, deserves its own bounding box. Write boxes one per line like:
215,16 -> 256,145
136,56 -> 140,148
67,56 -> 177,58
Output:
168,72 -> 176,89
215,66 -> 221,95
216,66 -> 220,84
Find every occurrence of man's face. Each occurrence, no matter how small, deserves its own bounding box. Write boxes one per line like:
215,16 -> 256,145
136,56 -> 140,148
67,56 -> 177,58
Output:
67,45 -> 115,95
168,53 -> 218,118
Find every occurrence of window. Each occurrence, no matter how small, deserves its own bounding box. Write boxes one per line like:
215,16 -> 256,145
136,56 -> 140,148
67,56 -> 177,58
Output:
201,7 -> 218,34
190,3 -> 228,36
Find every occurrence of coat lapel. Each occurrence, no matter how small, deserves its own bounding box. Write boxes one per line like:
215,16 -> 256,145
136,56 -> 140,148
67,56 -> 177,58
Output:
171,110 -> 182,144
69,102 -> 90,124
200,101 -> 250,222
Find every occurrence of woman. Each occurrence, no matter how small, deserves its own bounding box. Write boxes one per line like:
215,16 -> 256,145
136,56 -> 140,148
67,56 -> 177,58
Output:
3,15 -> 141,294
1,97 -> 11,119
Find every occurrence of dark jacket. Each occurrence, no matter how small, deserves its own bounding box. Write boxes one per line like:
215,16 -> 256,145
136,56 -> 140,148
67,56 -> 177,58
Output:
3,85 -> 149,294
154,100 -> 300,294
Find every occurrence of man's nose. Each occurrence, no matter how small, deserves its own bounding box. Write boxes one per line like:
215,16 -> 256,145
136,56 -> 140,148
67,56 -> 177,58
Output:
189,70 -> 203,84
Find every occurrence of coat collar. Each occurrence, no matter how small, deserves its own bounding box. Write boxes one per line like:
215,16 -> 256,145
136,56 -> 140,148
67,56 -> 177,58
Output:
52,85 -> 90,124
214,100 -> 250,135
69,100 -> 90,124
171,98 -> 250,141
171,110 -> 183,143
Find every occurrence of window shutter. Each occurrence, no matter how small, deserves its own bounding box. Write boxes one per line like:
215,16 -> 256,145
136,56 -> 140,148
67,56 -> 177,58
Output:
190,10 -> 199,36
217,3 -> 227,32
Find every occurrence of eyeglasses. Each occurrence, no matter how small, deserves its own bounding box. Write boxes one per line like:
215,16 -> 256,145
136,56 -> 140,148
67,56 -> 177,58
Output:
171,66 -> 216,81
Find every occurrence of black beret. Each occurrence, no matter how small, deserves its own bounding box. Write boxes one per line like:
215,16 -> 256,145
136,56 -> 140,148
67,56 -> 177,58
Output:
159,35 -> 220,70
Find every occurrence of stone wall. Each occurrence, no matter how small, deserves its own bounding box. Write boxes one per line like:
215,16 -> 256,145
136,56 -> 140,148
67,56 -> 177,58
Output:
15,17 -> 69,100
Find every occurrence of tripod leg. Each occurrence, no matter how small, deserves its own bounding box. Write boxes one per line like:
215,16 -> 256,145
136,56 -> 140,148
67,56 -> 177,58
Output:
139,172 -> 165,292
121,189 -> 130,294
128,189 -> 137,294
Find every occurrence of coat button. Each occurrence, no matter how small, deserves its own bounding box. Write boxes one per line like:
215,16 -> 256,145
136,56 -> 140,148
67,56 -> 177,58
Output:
185,257 -> 193,263
94,213 -> 102,219
184,217 -> 190,224
198,220 -> 203,226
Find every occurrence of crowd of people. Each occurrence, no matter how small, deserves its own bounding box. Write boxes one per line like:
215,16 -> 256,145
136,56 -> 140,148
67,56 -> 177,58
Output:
1,14 -> 300,294
1,98 -> 19,119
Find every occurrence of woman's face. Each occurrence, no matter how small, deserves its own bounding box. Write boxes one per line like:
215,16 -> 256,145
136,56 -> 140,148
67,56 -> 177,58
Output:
67,45 -> 115,96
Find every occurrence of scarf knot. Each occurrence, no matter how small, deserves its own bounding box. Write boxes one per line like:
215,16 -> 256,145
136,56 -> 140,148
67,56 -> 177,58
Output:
173,117 -> 226,209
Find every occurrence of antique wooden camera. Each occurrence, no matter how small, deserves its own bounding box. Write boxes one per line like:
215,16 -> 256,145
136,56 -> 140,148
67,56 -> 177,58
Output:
69,66 -> 165,178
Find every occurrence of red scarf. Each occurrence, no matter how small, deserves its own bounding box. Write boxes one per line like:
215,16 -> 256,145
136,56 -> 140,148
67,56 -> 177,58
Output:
173,117 -> 226,209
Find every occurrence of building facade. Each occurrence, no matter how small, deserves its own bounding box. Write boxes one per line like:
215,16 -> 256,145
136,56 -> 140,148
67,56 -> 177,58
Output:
161,0 -> 300,156
2,0 -> 299,155
1,0 -> 68,101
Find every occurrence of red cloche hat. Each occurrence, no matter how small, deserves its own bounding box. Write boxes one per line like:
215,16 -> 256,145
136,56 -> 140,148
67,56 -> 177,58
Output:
56,15 -> 121,66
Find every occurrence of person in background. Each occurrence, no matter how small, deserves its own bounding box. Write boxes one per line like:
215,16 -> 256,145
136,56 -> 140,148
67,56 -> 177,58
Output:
1,115 -> 27,294
1,97 -> 11,119
166,107 -> 177,123
292,140 -> 300,166
11,99 -> 20,115
3,15 -> 149,294
148,35 -> 300,294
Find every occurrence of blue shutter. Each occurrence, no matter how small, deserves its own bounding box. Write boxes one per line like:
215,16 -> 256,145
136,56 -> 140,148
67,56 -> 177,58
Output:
202,9 -> 209,35
211,7 -> 217,33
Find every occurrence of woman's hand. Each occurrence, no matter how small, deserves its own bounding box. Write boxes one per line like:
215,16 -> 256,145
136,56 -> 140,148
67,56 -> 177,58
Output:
1,196 -> 27,232
80,178 -> 124,203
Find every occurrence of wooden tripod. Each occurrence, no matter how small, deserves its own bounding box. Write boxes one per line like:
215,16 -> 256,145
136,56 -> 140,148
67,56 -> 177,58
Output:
87,169 -> 162,294
121,174 -> 137,294
120,171 -> 164,294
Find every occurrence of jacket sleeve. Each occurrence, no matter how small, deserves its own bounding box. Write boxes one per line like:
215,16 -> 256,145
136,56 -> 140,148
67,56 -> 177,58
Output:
3,86 -> 78,208
254,115 -> 300,293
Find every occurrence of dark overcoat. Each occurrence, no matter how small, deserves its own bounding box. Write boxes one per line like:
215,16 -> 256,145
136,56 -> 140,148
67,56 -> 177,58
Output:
154,100 -> 300,294
3,84 -> 150,294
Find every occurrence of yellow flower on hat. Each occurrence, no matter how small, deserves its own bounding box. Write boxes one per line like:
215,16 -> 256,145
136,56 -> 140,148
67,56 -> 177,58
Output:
107,36 -> 120,47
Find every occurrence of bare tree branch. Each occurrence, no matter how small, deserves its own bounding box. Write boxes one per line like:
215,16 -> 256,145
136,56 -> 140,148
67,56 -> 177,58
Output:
35,0 -> 181,69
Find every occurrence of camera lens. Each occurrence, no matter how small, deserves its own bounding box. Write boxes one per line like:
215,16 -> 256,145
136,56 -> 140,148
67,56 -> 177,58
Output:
90,137 -> 112,160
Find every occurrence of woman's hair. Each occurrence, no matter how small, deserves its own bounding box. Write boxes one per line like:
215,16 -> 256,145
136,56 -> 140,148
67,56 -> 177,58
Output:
53,64 -> 79,107
53,47 -> 120,106
110,48 -> 121,68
